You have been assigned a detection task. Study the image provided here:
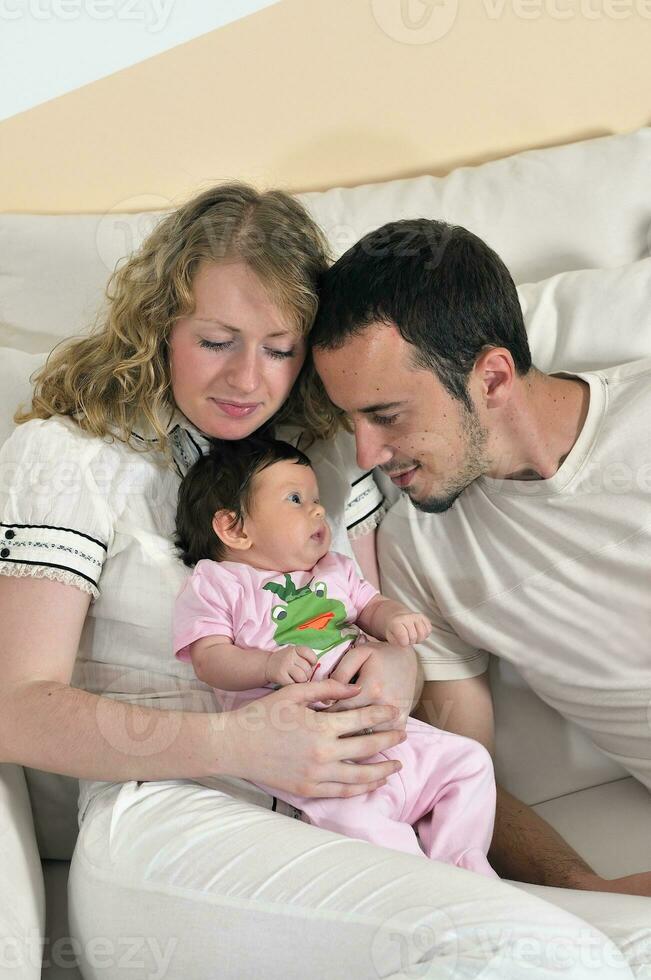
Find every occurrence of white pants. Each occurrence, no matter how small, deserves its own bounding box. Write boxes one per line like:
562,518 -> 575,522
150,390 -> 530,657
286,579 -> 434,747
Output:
68,779 -> 648,980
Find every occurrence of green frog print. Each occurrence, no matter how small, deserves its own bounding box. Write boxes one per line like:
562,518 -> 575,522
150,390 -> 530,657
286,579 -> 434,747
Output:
263,573 -> 357,656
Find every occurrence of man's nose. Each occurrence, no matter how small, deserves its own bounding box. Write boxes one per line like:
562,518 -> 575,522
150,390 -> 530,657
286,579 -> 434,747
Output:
354,420 -> 392,471
225,347 -> 260,394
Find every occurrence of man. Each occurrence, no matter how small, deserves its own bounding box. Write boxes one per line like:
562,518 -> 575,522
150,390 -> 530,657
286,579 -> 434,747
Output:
311,218 -> 651,896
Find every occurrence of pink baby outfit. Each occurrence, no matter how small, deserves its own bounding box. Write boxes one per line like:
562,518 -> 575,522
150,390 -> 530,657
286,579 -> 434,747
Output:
174,552 -> 497,876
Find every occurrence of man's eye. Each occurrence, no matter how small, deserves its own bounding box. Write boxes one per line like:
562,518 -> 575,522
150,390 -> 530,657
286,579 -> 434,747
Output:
199,339 -> 232,352
373,414 -> 398,426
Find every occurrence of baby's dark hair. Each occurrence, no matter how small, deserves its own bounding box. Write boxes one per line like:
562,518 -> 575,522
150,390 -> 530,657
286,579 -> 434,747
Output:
175,437 -> 312,567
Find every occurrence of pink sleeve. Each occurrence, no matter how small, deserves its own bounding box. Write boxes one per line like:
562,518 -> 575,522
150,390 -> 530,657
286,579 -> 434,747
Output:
173,561 -> 241,663
336,553 -> 380,619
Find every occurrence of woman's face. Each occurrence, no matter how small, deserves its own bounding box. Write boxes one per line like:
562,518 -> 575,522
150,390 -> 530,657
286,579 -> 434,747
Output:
169,260 -> 306,438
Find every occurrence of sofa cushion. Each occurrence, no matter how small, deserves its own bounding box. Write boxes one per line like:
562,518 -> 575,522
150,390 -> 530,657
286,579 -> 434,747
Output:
302,128 -> 651,279
0,764 -> 44,980
521,257 -> 651,374
0,347 -> 44,447
532,777 -> 651,880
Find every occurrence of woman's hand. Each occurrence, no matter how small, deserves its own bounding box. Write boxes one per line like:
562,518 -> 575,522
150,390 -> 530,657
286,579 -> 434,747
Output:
322,641 -> 418,731
219,678 -> 407,798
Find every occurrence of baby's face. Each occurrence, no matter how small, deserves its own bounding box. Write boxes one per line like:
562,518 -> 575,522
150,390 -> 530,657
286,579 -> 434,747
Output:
240,460 -> 332,571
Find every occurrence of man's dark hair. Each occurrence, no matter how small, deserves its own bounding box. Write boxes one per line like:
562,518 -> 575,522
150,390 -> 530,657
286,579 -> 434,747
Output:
175,437 -> 312,567
311,219 -> 532,409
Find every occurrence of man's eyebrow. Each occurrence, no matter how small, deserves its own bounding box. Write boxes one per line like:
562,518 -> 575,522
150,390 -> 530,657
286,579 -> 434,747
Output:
193,318 -> 292,339
359,401 -> 405,414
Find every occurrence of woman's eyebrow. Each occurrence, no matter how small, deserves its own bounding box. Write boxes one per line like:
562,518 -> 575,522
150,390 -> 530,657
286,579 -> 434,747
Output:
194,317 -> 293,339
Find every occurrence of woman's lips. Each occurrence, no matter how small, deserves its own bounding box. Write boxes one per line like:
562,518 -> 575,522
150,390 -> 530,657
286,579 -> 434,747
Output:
210,398 -> 260,418
389,467 -> 418,488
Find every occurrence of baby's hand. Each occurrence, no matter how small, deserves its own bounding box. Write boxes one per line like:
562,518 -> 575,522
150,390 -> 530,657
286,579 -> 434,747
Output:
385,612 -> 432,648
265,645 -> 318,686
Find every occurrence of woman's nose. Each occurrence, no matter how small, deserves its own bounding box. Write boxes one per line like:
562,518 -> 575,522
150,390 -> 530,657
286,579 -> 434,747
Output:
225,348 -> 260,394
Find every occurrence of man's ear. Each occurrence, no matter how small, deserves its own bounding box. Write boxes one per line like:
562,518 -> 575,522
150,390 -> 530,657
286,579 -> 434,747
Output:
211,510 -> 252,552
474,347 -> 515,407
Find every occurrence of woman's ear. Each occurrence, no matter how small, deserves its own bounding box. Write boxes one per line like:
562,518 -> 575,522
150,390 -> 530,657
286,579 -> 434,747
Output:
212,510 -> 252,552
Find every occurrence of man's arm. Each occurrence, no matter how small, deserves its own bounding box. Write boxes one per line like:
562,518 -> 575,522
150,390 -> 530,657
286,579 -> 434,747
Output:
416,675 -> 651,894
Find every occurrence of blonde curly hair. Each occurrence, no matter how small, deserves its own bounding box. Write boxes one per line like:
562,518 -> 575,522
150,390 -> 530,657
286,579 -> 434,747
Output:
17,183 -> 343,451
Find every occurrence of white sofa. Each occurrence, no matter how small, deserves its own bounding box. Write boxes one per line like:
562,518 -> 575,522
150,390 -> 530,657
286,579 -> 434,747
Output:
1,129 -> 650,979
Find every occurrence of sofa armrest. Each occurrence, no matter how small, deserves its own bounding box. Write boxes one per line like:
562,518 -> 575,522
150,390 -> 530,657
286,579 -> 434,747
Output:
0,763 -> 45,979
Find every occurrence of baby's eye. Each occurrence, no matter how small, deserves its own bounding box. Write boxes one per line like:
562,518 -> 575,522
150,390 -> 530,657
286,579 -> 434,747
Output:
287,492 -> 301,504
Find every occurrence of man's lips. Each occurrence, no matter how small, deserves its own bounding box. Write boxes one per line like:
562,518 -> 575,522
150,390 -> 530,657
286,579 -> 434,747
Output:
386,466 -> 419,488
209,398 -> 260,418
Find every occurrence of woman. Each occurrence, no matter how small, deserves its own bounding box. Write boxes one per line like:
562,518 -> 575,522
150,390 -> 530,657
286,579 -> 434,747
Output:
0,184 -> 617,979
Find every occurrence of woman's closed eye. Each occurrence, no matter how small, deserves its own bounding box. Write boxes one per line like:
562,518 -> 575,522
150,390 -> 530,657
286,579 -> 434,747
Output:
199,338 -> 296,360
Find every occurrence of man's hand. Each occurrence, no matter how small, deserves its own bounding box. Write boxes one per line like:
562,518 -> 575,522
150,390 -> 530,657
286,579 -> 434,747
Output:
385,612 -> 432,648
265,645 -> 318,686
322,640 -> 418,731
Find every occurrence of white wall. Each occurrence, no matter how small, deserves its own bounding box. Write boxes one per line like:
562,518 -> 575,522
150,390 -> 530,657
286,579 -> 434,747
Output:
0,0 -> 280,120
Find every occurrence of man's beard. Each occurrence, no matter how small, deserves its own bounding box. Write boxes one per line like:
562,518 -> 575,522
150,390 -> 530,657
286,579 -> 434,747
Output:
408,407 -> 490,514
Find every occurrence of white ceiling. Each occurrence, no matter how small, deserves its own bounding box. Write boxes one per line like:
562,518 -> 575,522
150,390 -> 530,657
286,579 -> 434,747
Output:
0,0 -> 281,121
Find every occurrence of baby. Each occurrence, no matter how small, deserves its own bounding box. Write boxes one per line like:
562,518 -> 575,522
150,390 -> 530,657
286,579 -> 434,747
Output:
173,437 -> 497,876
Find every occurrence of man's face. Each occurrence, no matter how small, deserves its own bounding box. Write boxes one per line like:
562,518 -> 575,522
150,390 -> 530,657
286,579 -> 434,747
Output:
313,323 -> 490,513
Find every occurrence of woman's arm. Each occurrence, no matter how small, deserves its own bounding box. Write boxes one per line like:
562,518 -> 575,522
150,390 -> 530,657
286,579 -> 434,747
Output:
0,576 -> 228,780
0,575 -> 406,795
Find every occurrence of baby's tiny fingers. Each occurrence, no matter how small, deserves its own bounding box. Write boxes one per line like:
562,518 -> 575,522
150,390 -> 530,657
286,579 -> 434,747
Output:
296,645 -> 318,665
390,623 -> 407,646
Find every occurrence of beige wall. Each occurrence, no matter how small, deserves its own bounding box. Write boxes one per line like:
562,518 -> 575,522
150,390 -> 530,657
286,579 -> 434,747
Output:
1,0 -> 650,213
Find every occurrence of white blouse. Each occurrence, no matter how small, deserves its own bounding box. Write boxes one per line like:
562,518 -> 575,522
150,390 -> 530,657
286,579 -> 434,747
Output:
0,412 -> 386,818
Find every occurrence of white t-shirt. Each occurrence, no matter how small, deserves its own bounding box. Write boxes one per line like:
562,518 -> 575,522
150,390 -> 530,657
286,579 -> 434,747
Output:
0,412 -> 385,818
377,359 -> 651,789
